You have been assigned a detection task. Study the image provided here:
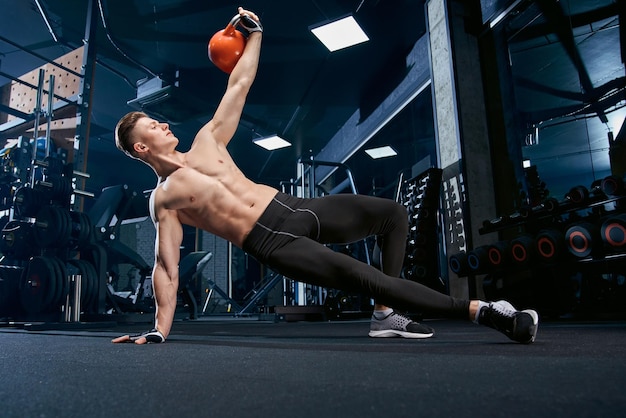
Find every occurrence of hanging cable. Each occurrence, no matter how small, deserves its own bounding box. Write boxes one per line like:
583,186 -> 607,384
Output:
355,0 -> 366,14
97,0 -> 159,81
31,0 -> 137,89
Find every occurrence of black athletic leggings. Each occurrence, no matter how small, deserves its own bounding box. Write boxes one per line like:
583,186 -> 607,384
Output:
242,192 -> 470,318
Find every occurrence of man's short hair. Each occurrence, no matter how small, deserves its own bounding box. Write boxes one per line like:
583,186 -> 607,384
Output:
115,111 -> 148,158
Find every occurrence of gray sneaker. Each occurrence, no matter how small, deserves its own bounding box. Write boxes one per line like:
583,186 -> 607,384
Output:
477,300 -> 539,344
369,311 -> 434,338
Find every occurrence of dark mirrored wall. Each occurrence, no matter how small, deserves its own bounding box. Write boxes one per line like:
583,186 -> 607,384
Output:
321,86 -> 437,200
497,0 -> 624,199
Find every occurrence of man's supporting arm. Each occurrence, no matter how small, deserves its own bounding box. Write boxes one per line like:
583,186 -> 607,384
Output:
112,209 -> 182,344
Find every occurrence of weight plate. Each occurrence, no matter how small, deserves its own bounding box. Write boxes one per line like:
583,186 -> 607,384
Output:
78,212 -> 88,245
69,211 -> 81,244
39,257 -> 58,312
14,187 -> 43,218
82,260 -> 96,311
81,260 -> 95,312
75,260 -> 94,312
57,209 -> 72,247
1,221 -> 20,255
601,213 -> 626,248
45,255 -> 62,309
48,256 -> 68,309
20,256 -> 57,314
34,206 -> 59,247
82,260 -> 99,312
565,222 -> 598,258
56,258 -> 72,308
80,212 -> 93,245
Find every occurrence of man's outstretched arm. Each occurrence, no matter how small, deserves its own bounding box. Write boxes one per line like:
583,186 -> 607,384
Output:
196,7 -> 262,147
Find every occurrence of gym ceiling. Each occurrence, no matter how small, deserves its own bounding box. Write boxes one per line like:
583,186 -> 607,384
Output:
0,0 -> 624,203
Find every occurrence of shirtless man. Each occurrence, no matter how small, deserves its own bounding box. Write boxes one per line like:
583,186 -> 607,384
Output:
112,7 -> 538,345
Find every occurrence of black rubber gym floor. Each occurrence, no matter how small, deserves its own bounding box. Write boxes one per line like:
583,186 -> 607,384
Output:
1,317 -> 625,418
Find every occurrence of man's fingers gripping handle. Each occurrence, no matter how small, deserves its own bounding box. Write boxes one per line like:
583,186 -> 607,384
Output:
238,14 -> 263,33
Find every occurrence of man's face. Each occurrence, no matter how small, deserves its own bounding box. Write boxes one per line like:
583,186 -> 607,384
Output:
133,117 -> 179,154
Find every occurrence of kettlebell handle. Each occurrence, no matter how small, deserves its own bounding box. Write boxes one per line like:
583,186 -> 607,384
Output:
224,14 -> 241,34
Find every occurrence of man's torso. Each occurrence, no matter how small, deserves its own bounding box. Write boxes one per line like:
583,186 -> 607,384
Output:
152,135 -> 277,247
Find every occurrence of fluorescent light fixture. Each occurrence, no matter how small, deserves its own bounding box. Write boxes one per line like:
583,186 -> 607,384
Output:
365,145 -> 397,159
310,15 -> 369,52
489,0 -> 523,29
253,135 -> 291,151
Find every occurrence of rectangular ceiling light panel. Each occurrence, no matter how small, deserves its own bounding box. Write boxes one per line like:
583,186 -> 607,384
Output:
310,15 -> 369,52
365,145 -> 397,159
253,135 -> 291,151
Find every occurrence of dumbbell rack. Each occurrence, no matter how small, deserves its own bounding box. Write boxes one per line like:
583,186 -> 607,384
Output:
448,175 -> 626,317
399,168 -> 446,292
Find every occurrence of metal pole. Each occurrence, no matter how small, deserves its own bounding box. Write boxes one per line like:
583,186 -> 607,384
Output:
395,172 -> 405,203
45,74 -> 55,158
226,241 -> 232,312
0,35 -> 83,78
32,69 -> 44,142
299,162 -> 306,199
308,155 -> 315,198
73,0 -> 98,212
30,69 -> 46,187
305,156 -> 315,305
72,274 -> 82,322
202,288 -> 213,314
64,274 -> 82,322
64,276 -> 72,322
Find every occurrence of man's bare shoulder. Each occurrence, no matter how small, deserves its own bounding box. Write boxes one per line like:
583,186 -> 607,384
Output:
152,174 -> 190,213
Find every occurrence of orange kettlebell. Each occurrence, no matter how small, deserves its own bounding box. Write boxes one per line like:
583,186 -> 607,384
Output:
208,14 -> 246,74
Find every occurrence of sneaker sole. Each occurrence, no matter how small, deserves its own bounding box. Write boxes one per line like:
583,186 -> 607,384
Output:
368,330 -> 434,339
520,309 -> 539,344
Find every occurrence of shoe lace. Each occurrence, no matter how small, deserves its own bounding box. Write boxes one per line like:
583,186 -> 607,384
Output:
489,301 -> 516,318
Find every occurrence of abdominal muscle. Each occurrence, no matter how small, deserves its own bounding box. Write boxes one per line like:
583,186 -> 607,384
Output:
161,165 -> 278,247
